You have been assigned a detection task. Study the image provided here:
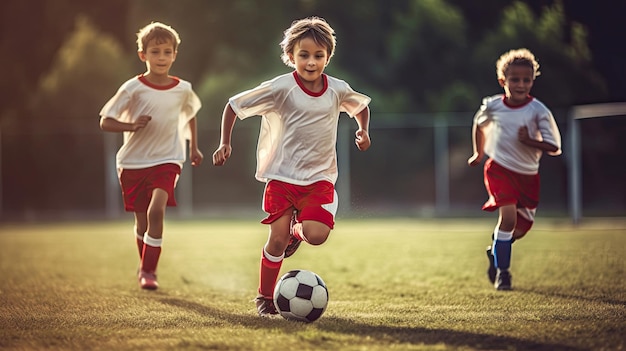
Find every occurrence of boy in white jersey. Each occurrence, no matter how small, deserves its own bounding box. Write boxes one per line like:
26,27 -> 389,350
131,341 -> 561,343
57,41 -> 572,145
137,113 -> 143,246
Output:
212,17 -> 371,316
100,22 -> 203,290
468,48 -> 561,290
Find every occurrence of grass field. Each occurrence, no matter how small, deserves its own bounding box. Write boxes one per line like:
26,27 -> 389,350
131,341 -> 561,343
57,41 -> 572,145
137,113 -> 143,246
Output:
0,217 -> 624,351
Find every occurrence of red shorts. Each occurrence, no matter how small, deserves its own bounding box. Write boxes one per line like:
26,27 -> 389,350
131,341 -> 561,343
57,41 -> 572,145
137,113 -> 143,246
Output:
261,180 -> 337,229
118,163 -> 180,212
482,159 -> 539,232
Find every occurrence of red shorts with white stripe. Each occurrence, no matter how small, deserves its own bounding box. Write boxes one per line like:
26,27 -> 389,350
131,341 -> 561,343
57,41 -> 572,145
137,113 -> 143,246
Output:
118,163 -> 180,212
261,180 -> 337,229
482,159 -> 539,233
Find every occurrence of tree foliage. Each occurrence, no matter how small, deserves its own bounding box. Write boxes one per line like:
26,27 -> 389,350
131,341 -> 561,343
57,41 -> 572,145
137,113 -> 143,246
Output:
32,15 -> 132,130
2,0 -> 608,126
470,1 -> 606,108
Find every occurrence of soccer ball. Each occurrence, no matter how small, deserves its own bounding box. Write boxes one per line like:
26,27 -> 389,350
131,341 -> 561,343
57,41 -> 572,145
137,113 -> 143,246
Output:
273,269 -> 329,323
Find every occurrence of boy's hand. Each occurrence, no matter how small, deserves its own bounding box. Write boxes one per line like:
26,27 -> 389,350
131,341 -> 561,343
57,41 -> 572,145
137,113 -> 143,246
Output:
518,126 -> 530,143
190,148 -> 204,167
355,129 -> 371,151
212,144 -> 232,166
467,152 -> 483,166
133,115 -> 152,131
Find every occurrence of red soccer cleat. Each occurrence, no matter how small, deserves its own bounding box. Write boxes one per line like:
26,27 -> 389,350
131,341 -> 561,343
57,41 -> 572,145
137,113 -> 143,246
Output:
138,270 -> 159,290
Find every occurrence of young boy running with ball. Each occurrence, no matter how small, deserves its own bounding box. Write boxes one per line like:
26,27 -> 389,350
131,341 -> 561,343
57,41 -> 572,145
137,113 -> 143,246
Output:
213,17 -> 371,316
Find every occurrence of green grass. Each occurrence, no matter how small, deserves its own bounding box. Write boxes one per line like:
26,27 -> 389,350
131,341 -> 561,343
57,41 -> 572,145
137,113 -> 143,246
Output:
0,218 -> 624,351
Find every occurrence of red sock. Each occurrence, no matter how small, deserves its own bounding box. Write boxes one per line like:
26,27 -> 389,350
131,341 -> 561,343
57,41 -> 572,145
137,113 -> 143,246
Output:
141,242 -> 162,274
259,250 -> 283,298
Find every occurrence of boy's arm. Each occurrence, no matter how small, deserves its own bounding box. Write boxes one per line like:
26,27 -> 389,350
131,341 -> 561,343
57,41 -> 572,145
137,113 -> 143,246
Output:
187,117 -> 203,167
100,115 -> 151,132
518,126 -> 559,153
188,117 -> 199,150
353,106 -> 371,151
212,103 -> 238,166
468,122 -> 485,166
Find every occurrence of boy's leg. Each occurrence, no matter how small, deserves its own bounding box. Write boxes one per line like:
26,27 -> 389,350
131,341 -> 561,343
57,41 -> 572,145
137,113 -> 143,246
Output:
298,220 -> 332,246
284,210 -> 302,258
486,244 -> 497,284
291,186 -> 337,248
486,228 -> 515,284
120,169 -> 148,260
134,214 -> 148,259
256,212 -> 291,316
139,188 -> 168,290
286,208 -> 333,257
513,207 -> 535,240
493,204 -> 516,290
492,230 -> 513,291
489,208 -> 534,289
258,239 -> 286,298
256,247 -> 283,316
139,235 -> 162,290
135,233 -> 145,258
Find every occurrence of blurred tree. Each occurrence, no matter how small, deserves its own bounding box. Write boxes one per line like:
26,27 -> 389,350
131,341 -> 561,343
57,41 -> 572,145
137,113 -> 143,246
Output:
384,0 -> 471,112
32,15 -> 132,129
6,15 -> 133,212
0,0 -> 128,130
469,1 -> 607,109
1,0 -> 76,131
0,0 -> 609,124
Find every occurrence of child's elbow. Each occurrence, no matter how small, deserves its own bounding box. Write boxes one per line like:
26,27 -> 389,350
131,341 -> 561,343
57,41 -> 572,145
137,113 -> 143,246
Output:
99,117 -> 112,131
546,143 -> 561,155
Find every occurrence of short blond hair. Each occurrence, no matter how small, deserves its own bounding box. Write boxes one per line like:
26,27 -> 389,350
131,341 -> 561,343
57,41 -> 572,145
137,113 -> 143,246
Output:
496,48 -> 541,80
279,17 -> 336,68
136,22 -> 181,52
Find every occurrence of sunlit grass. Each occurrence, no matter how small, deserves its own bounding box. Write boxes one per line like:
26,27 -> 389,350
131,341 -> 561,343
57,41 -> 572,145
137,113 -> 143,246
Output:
0,218 -> 624,350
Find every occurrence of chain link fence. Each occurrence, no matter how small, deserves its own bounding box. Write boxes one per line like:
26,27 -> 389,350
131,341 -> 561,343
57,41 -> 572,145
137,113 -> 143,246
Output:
3,110 -> 624,222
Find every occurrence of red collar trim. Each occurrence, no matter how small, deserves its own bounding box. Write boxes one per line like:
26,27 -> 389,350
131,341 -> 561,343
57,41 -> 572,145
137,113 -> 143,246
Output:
502,95 -> 534,108
292,71 -> 328,97
138,74 -> 180,90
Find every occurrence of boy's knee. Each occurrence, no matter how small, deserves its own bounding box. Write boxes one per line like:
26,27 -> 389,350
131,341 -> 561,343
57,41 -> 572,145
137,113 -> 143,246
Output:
514,215 -> 533,240
306,234 -> 329,246
512,231 -> 527,241
148,207 -> 165,221
301,222 -> 331,246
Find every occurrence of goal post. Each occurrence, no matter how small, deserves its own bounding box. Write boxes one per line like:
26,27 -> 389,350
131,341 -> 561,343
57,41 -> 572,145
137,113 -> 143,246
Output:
568,102 -> 626,224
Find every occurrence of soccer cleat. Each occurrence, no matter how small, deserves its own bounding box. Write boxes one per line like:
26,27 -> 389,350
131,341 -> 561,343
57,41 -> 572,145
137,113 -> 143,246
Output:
284,210 -> 302,258
254,295 -> 278,316
138,270 -> 159,290
494,269 -> 512,291
486,246 -> 497,284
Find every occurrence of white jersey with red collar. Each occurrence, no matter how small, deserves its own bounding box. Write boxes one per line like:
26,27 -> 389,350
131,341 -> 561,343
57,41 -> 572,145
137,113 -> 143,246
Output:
100,75 -> 201,169
474,94 -> 561,175
229,71 -> 370,185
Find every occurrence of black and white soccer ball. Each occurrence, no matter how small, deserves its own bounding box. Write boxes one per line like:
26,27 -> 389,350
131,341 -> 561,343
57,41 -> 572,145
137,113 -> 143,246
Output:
273,269 -> 329,323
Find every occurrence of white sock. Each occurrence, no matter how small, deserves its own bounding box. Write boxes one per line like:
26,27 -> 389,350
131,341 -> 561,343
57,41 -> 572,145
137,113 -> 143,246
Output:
143,235 -> 163,248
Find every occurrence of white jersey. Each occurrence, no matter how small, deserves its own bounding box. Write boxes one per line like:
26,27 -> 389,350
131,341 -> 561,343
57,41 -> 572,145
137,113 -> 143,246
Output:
474,94 -> 561,175
229,71 -> 370,185
100,75 -> 201,169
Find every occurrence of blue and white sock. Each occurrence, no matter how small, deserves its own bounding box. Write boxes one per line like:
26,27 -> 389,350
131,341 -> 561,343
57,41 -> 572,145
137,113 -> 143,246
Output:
493,229 -> 513,271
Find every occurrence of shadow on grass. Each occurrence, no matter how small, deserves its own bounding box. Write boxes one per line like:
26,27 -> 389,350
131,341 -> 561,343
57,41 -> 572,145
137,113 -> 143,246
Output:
158,295 -> 587,351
